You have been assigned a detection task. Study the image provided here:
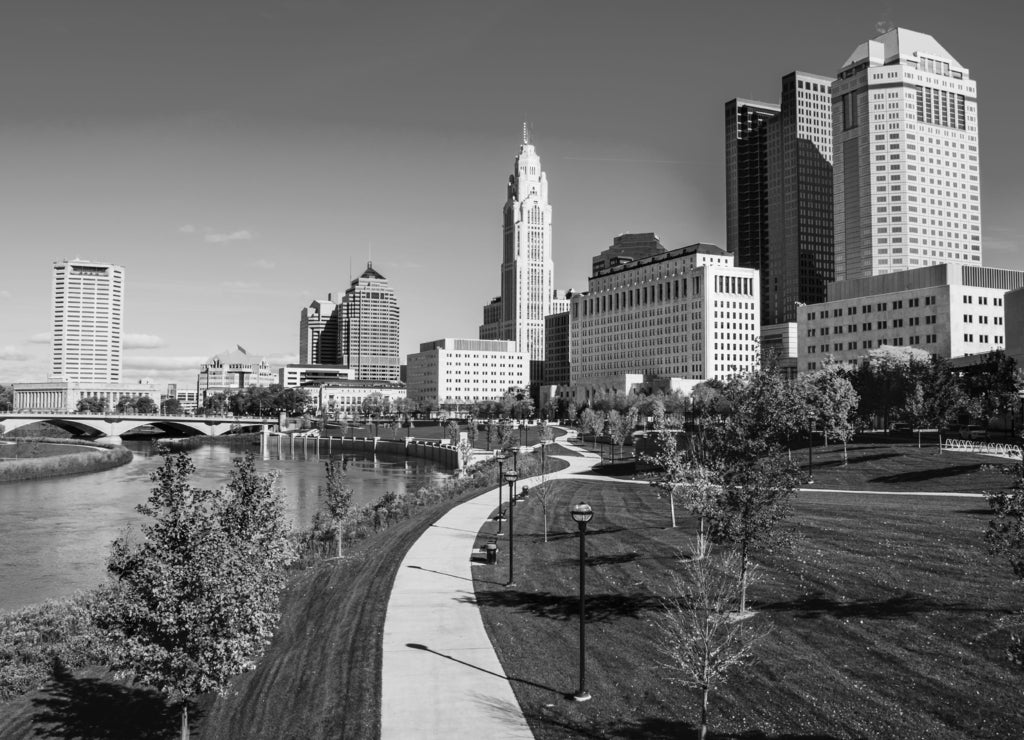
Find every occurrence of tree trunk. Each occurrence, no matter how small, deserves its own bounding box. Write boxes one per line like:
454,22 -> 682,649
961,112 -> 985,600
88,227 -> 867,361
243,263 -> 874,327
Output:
918,429 -> 922,449
181,703 -> 190,740
699,686 -> 709,740
842,438 -> 848,466
543,508 -> 548,543
669,489 -> 677,528
336,527 -> 343,559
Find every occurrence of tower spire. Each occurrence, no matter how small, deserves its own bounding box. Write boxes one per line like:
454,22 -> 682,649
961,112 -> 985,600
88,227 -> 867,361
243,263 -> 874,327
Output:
522,121 -> 528,145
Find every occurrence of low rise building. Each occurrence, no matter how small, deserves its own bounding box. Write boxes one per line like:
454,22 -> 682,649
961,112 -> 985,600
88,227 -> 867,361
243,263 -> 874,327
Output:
406,338 -> 529,410
12,380 -> 160,413
569,242 -> 760,402
196,347 -> 278,403
796,263 -> 1024,371
318,380 -> 406,419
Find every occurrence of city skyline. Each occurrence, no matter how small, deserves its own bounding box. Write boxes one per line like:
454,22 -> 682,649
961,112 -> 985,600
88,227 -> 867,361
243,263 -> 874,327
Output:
0,2 -> 1022,388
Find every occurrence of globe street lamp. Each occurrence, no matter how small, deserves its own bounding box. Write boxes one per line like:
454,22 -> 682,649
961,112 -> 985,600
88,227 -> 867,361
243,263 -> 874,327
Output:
570,501 -> 594,702
494,452 -> 507,535
504,469 -> 519,586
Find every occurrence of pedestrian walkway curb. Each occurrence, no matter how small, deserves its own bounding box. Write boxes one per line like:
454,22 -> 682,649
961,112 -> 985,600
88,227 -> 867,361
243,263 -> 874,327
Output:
380,436 -> 599,739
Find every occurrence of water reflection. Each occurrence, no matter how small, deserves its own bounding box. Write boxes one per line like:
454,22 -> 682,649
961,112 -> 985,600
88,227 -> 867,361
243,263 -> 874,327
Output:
0,438 -> 448,613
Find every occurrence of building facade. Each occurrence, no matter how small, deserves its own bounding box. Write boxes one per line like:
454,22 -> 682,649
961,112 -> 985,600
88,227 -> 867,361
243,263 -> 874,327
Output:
340,262 -> 401,382
12,381 -> 159,414
832,28 -> 981,281
726,71 -> 833,326
317,380 -> 406,419
797,264 -> 1023,372
726,99 -> 779,320
50,260 -> 124,382
299,296 -> 341,365
279,364 -> 354,388
479,125 -> 554,363
569,243 -> 761,399
765,72 -> 834,324
591,233 -> 666,276
542,311 -> 571,387
406,338 -> 529,409
197,348 -> 278,401
1005,287 -> 1024,370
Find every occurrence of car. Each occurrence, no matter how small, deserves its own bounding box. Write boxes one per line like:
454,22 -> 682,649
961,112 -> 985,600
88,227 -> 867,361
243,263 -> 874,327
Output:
960,425 -> 989,441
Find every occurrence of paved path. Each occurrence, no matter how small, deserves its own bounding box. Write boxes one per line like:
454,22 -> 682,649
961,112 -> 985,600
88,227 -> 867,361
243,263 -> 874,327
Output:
380,436 -> 600,739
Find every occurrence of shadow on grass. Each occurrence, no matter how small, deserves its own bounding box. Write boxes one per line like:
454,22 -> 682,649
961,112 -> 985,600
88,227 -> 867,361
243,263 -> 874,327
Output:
30,662 -> 187,739
467,589 -> 659,621
760,591 -> 958,619
871,463 -> 981,485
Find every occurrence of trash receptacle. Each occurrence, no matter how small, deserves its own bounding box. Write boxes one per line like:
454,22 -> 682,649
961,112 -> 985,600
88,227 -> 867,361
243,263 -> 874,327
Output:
485,542 -> 498,564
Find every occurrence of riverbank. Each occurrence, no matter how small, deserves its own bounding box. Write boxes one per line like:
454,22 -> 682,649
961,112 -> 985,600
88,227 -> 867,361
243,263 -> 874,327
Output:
0,449 -> 567,738
0,438 -> 132,483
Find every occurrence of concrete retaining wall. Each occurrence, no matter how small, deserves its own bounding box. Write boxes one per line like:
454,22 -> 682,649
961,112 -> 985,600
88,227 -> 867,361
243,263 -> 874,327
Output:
264,433 -> 459,469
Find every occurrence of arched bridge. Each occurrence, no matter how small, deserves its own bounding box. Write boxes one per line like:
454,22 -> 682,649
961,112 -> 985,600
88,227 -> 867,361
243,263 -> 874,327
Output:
0,412 -> 277,441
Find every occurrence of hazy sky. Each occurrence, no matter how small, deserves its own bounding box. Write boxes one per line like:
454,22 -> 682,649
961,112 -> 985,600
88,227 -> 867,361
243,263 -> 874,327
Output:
0,0 -> 1021,388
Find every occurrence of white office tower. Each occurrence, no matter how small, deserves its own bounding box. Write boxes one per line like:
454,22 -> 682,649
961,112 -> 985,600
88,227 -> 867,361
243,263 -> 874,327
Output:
833,28 -> 980,281
50,260 -> 124,382
479,124 -> 554,362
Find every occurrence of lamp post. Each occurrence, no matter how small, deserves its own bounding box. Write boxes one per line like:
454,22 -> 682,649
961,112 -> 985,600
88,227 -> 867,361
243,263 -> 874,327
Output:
494,452 -> 507,535
504,469 -> 519,586
807,416 -> 814,484
570,501 -> 594,702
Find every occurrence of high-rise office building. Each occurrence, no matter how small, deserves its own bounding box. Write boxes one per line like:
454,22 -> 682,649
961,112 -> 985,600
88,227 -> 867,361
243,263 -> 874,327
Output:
479,124 -> 553,362
50,259 -> 124,382
726,71 -> 833,325
726,99 -> 778,317
591,233 -> 666,276
299,296 -> 341,364
340,262 -> 400,382
832,27 -> 980,281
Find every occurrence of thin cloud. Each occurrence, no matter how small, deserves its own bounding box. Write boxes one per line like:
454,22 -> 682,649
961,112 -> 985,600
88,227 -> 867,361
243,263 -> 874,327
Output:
0,346 -> 31,361
28,332 -> 51,344
179,224 -> 197,234
123,333 -> 165,349
205,229 -> 254,244
222,281 -> 261,291
254,258 -> 276,269
0,290 -> 11,300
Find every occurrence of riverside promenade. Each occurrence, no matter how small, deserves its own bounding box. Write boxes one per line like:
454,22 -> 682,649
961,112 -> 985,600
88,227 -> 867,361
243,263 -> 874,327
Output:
380,434 -> 601,739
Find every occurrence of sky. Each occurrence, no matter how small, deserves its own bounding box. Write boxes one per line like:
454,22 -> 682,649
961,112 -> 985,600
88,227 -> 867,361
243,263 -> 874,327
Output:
0,0 -> 1021,388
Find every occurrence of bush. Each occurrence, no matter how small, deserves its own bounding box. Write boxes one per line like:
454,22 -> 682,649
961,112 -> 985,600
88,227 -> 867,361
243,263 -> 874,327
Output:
0,591 -> 115,701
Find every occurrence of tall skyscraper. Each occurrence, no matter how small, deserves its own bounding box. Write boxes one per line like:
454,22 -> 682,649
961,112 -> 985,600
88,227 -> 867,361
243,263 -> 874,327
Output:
50,259 -> 124,382
299,295 -> 341,364
726,71 -> 833,325
479,124 -> 553,362
340,262 -> 400,381
832,27 -> 980,281
726,98 -> 778,318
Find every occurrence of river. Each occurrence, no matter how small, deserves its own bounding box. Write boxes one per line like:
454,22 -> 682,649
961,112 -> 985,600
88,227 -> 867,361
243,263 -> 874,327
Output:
0,436 -> 449,613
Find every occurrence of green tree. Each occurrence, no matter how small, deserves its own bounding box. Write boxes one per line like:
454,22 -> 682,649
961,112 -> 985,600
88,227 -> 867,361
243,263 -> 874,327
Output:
322,459 -> 353,558
99,452 -> 294,738
445,419 -> 460,446
657,545 -> 767,740
498,418 -> 516,451
77,396 -> 108,414
986,462 -> 1024,665
0,384 -> 13,412
486,420 -> 498,451
136,396 -> 158,415
115,396 -> 137,414
161,397 -> 183,415
707,453 -> 802,613
801,363 -> 860,462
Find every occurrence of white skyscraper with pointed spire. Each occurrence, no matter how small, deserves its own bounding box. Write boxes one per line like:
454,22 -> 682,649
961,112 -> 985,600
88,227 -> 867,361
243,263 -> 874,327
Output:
479,124 -> 554,366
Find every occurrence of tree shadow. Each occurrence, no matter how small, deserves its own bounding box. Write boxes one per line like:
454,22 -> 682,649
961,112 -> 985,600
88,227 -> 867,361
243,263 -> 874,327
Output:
30,662 -> 187,739
957,508 -> 994,516
871,464 -> 980,484
466,589 -> 660,621
759,591 -> 956,620
586,552 -> 641,566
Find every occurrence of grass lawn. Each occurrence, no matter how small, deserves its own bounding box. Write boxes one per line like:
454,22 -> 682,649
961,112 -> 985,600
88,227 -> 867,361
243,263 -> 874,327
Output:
472,475 -> 1024,739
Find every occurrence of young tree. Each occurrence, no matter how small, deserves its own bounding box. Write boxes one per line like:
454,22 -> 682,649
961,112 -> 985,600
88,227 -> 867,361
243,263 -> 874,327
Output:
456,438 -> 473,472
707,453 -> 802,613
445,419 -> 460,446
566,400 -> 579,426
486,420 -> 498,452
902,381 -> 928,448
99,452 -> 294,739
77,396 -> 108,414
0,384 -> 13,412
606,409 -> 627,461
361,391 -> 386,421
802,363 -> 860,462
498,417 -> 516,451
161,397 -> 183,415
537,420 -> 554,481
115,396 -> 137,414
657,545 -> 767,740
578,407 -> 598,438
323,459 -> 353,558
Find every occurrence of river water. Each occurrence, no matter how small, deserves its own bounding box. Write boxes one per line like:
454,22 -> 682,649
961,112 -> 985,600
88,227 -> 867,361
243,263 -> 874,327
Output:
0,437 -> 449,613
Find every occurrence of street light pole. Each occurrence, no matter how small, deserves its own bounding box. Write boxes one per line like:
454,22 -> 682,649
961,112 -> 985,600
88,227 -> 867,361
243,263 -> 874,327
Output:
807,416 -> 814,483
570,501 -> 594,702
505,469 -> 519,586
495,452 -> 506,535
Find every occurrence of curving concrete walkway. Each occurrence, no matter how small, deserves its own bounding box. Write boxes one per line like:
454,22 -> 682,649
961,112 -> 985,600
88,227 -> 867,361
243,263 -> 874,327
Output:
380,436 -> 600,739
